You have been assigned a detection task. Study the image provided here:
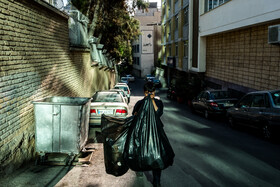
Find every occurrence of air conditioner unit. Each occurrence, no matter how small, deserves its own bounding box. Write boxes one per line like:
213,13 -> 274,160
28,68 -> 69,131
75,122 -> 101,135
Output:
268,24 -> 280,44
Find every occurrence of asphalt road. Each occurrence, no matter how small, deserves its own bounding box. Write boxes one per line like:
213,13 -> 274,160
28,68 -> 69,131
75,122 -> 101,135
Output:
129,78 -> 280,187
1,78 -> 280,187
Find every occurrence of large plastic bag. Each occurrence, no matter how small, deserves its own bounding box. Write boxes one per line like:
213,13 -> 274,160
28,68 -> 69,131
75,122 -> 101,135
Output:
101,114 -> 134,176
124,96 -> 175,171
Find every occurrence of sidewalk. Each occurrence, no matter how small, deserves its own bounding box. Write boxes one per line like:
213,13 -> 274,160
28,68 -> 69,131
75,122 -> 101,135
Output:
55,143 -> 152,187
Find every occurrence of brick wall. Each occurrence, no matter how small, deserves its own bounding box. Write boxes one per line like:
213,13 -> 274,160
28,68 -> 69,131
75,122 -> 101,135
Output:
0,0 -> 115,175
206,21 -> 280,92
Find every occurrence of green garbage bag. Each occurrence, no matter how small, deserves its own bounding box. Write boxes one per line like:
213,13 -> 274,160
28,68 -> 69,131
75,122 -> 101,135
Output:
124,96 -> 175,171
101,114 -> 133,176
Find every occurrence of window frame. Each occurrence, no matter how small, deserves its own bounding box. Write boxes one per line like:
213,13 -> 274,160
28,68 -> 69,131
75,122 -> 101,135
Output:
205,0 -> 230,12
184,6 -> 189,26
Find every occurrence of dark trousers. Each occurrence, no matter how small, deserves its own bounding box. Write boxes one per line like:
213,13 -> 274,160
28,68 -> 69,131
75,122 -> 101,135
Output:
152,169 -> 162,184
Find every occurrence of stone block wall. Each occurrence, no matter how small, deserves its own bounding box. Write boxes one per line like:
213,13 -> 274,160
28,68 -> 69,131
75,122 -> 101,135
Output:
206,21 -> 280,92
0,0 -> 114,175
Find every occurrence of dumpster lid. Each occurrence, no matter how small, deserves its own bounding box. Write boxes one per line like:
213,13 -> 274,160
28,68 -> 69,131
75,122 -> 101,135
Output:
32,96 -> 91,105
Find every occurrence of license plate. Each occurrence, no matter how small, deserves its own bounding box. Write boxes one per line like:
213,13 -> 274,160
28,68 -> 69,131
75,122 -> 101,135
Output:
224,103 -> 234,107
98,110 -> 113,115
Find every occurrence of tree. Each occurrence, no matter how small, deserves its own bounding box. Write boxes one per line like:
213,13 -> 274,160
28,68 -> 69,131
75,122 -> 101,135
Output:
71,0 -> 149,63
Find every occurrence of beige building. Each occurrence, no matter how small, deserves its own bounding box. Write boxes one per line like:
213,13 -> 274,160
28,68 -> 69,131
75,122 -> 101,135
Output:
199,0 -> 280,95
161,0 -> 203,98
132,2 -> 162,77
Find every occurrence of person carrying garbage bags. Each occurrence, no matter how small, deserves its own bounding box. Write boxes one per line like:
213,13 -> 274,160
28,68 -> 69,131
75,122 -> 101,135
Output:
101,82 -> 175,187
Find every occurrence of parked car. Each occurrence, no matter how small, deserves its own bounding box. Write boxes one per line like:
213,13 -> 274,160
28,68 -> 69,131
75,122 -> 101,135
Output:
148,77 -> 162,88
145,74 -> 153,81
114,84 -> 131,103
191,90 -> 238,119
167,85 -> 177,100
120,77 -> 129,84
110,88 -> 129,104
125,74 -> 135,82
89,90 -> 128,126
227,90 -> 280,139
116,82 -> 128,86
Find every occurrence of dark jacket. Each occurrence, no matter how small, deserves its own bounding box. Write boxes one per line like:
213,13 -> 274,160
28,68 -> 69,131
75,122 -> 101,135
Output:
132,97 -> 164,118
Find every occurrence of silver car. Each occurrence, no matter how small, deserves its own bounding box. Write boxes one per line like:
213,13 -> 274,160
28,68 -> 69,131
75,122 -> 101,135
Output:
89,90 -> 128,126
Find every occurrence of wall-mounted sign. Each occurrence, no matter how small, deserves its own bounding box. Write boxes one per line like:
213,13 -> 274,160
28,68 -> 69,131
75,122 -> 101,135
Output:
142,30 -> 153,54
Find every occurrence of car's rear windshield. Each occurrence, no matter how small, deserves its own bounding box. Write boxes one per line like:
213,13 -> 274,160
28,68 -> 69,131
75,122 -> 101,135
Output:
92,92 -> 123,102
271,91 -> 280,106
114,86 -> 128,91
210,91 -> 232,99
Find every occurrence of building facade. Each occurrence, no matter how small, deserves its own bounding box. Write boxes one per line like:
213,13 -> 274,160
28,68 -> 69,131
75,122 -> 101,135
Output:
132,2 -> 161,77
199,0 -> 280,95
161,0 -> 203,99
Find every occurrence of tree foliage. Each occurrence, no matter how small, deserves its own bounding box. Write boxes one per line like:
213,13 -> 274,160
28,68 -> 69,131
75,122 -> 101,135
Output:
71,0 -> 149,63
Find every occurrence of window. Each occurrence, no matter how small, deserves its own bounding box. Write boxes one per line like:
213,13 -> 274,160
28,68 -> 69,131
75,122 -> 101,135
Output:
200,92 -> 209,100
271,91 -> 280,106
184,7 -> 189,25
237,95 -> 252,108
133,57 -> 140,65
184,40 -> 188,57
132,45 -> 139,53
168,0 -> 171,10
205,0 -> 230,12
175,43 -> 178,56
175,15 -> 179,30
265,94 -> 271,108
169,45 -> 172,56
251,94 -> 265,108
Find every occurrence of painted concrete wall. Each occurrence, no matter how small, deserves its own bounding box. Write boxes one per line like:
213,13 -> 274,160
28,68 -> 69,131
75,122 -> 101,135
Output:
141,54 -> 154,77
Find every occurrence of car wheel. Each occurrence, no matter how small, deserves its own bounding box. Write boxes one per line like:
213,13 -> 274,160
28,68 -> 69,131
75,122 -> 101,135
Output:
204,110 -> 210,119
262,124 -> 272,140
228,116 -> 235,128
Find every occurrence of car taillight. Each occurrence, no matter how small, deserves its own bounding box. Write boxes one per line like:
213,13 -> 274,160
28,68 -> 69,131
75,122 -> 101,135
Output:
116,109 -> 127,114
127,90 -> 130,94
210,102 -> 219,107
90,109 -> 97,114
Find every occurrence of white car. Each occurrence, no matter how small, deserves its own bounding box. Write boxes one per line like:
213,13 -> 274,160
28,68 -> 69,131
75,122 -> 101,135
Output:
126,74 -> 135,82
114,84 -> 131,103
89,90 -> 128,126
110,89 -> 129,104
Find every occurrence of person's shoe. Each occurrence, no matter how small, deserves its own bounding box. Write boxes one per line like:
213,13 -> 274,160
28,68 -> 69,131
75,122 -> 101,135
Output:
136,172 -> 143,177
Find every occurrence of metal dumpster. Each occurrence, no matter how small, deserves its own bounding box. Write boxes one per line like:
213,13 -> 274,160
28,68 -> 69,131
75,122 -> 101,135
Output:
32,96 -> 91,156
